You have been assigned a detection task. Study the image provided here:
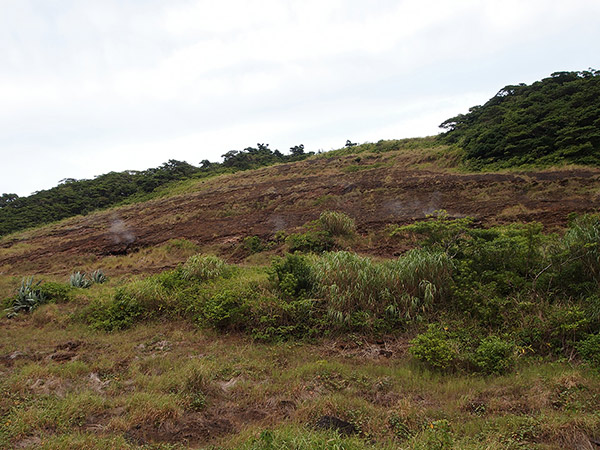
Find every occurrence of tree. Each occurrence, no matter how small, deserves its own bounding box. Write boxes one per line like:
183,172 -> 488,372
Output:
290,144 -> 305,156
345,140 -> 357,148
0,193 -> 18,208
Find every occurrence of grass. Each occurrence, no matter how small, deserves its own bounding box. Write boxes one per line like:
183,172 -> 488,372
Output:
1,313 -> 600,449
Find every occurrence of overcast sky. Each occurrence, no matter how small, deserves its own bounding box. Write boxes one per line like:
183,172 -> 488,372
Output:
1,0 -> 598,196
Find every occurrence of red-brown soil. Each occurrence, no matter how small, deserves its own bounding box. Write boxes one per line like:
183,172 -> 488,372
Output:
1,153 -> 599,276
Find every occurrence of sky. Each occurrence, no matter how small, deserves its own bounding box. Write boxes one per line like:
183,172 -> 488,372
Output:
1,0 -> 598,196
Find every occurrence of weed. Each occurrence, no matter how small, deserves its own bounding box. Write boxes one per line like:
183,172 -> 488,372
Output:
181,254 -> 230,281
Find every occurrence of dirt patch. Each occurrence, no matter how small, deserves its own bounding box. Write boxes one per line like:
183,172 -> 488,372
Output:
124,406 -> 268,447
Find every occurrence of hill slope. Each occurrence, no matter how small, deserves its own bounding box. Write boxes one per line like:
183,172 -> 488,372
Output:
1,139 -> 599,276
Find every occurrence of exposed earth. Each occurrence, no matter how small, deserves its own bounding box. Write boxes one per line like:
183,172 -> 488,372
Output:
1,151 -> 599,276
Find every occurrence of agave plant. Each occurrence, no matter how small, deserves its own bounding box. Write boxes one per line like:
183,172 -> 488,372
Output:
70,271 -> 92,288
5,277 -> 46,318
90,269 -> 107,284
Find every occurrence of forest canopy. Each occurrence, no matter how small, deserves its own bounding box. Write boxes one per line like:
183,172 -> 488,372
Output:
439,69 -> 600,168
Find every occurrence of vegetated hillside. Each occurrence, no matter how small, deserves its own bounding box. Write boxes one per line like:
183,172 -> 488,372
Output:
0,144 -> 311,237
1,137 -> 598,276
2,69 -> 599,239
439,69 -> 600,168
2,76 -> 600,449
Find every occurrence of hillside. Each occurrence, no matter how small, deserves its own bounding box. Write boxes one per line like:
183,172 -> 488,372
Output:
1,138 -> 599,276
2,75 -> 600,448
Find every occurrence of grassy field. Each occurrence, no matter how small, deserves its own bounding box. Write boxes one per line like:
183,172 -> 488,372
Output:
2,308 -> 600,449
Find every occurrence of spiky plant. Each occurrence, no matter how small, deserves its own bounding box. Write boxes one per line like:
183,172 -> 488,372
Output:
5,277 -> 46,318
70,271 -> 92,288
90,269 -> 107,284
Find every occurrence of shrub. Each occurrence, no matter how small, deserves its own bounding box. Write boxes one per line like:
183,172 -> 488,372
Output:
577,333 -> 600,367
416,419 -> 453,450
270,253 -> 314,299
5,276 -> 46,318
38,281 -> 73,303
70,272 -> 91,288
409,324 -> 458,371
181,254 -> 230,281
243,236 -> 264,254
472,336 -> 515,375
319,210 -> 356,236
286,230 -> 333,253
197,289 -> 251,330
85,290 -> 144,331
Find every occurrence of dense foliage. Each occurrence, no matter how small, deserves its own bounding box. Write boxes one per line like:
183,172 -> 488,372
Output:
439,69 -> 600,168
0,144 -> 310,236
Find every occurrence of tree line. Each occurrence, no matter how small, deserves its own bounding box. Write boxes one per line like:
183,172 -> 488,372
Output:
0,143 -> 311,237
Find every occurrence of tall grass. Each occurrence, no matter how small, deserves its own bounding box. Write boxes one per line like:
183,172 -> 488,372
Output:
311,250 -> 452,322
562,214 -> 600,284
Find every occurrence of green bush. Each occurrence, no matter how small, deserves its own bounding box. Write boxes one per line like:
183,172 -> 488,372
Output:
270,253 -> 314,299
85,291 -> 144,331
472,336 -> 515,375
247,296 -> 316,341
318,210 -> 356,236
286,230 -> 334,253
577,333 -> 600,367
181,254 -> 231,281
197,289 -> 251,330
409,324 -> 458,371
38,281 -> 73,303
243,236 -> 264,254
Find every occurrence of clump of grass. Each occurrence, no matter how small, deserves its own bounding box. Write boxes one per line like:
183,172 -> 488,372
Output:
319,210 -> 356,236
181,254 -> 231,281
